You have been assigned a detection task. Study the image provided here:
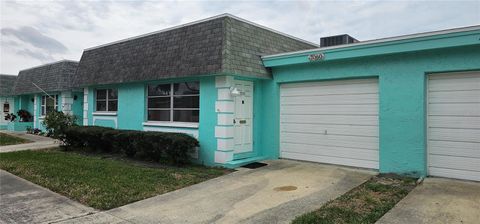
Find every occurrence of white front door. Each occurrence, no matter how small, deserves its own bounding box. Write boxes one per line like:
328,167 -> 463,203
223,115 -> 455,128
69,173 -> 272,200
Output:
234,80 -> 253,154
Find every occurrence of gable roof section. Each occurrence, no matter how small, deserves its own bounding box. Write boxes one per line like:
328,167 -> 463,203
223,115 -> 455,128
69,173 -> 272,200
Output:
262,25 -> 480,67
0,74 -> 17,96
13,60 -> 79,95
74,14 -> 316,87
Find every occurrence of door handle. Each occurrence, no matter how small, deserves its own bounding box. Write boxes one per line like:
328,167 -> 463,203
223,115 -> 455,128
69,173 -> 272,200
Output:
239,120 -> 247,124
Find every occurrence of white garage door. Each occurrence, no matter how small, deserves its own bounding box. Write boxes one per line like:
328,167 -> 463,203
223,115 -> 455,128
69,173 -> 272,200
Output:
428,72 -> 480,181
280,79 -> 379,169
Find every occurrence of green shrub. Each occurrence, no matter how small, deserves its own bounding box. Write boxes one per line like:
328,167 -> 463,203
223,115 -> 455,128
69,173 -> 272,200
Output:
42,111 -> 77,140
63,126 -> 198,165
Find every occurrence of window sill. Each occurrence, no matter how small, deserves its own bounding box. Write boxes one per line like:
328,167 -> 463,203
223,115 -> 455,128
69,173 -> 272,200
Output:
39,116 -> 45,119
92,112 -> 117,116
142,121 -> 199,129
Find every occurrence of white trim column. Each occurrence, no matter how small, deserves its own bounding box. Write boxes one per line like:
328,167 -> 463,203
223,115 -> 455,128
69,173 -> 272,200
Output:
214,76 -> 235,164
83,88 -> 89,126
33,94 -> 38,128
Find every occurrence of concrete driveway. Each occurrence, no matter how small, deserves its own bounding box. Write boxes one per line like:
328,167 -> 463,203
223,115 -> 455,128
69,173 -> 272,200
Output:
377,178 -> 480,224
63,160 -> 375,224
0,170 -> 95,224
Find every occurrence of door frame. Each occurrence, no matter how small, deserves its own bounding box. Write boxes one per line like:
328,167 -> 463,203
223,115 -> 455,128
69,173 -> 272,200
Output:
232,79 -> 255,159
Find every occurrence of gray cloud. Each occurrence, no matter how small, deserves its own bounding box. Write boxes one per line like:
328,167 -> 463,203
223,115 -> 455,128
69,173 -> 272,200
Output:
1,26 -> 68,53
17,49 -> 54,62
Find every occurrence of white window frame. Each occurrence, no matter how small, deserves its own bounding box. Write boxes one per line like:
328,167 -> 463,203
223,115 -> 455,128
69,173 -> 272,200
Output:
147,82 -> 199,123
95,89 -> 118,112
41,95 -> 58,116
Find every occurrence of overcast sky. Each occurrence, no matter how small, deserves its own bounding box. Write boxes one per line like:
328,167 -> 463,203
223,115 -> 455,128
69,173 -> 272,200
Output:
1,0 -> 479,75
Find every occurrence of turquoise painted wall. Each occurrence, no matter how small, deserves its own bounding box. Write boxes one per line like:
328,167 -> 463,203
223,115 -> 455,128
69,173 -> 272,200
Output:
117,83 -> 145,130
72,91 -> 84,124
198,76 -> 217,165
84,76 -> 218,165
267,45 -> 480,177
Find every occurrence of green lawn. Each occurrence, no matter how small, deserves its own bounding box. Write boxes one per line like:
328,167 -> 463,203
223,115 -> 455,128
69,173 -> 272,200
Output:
0,149 -> 229,210
0,133 -> 32,146
292,175 -> 416,224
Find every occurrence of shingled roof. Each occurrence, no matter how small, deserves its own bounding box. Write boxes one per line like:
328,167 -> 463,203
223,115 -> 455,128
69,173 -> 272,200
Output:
0,74 -> 17,96
13,60 -> 79,95
74,14 -> 317,87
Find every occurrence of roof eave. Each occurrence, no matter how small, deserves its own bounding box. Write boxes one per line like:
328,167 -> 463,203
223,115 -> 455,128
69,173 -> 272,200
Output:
262,26 -> 480,67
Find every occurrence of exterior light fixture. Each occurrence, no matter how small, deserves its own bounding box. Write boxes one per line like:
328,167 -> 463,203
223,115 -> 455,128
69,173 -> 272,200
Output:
230,86 -> 243,97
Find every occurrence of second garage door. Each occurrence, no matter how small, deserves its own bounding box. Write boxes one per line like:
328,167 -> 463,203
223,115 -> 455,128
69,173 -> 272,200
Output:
427,72 -> 480,181
280,78 -> 379,169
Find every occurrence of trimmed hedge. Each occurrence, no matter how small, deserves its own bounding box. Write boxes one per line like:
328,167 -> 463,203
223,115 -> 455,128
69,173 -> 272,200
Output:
63,126 -> 198,165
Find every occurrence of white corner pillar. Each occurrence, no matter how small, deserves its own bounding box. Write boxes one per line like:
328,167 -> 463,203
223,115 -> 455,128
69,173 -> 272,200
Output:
83,88 -> 89,126
33,94 -> 38,128
214,76 -> 235,164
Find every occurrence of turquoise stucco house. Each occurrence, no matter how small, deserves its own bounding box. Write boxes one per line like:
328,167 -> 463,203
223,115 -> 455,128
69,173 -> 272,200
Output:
73,14 -> 479,181
6,60 -> 84,131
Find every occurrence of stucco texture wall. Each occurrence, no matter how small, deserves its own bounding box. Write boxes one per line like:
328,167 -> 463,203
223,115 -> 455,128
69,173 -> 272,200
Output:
268,45 -> 480,177
84,77 -> 218,166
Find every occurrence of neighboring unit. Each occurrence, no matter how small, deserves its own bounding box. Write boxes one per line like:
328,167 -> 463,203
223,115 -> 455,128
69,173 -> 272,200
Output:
9,60 -> 84,131
0,74 -> 17,130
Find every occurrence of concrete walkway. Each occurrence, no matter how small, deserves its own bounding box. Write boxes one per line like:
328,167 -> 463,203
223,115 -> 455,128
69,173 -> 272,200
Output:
61,160 -> 375,224
0,170 -> 95,224
0,131 -> 58,153
377,178 -> 480,224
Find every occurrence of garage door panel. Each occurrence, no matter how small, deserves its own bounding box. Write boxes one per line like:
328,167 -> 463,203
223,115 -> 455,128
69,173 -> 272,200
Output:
429,140 -> 480,158
428,75 -> 480,91
280,114 -> 379,126
429,128 -> 480,143
428,72 -> 480,181
429,116 -> 480,129
281,142 -> 378,161
429,155 -> 480,172
281,152 -> 378,169
428,103 -> 480,116
429,167 -> 480,182
281,104 -> 378,115
428,90 -> 480,103
281,82 -> 377,97
281,93 -> 378,105
281,129 -> 378,150
281,123 -> 378,137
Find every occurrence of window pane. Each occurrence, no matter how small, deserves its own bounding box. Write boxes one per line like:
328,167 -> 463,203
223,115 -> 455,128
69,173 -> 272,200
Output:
148,97 -> 170,108
108,89 -> 118,99
96,101 -> 106,111
42,96 -> 45,105
96,89 -> 106,100
148,84 -> 170,96
108,100 -> 118,111
148,110 -> 170,121
173,96 -> 199,108
174,82 -> 199,95
174,110 -> 199,122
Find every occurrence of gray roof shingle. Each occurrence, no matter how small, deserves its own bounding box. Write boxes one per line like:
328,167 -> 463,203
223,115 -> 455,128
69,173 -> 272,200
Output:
0,74 -> 17,96
13,60 -> 79,95
74,14 -> 316,87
